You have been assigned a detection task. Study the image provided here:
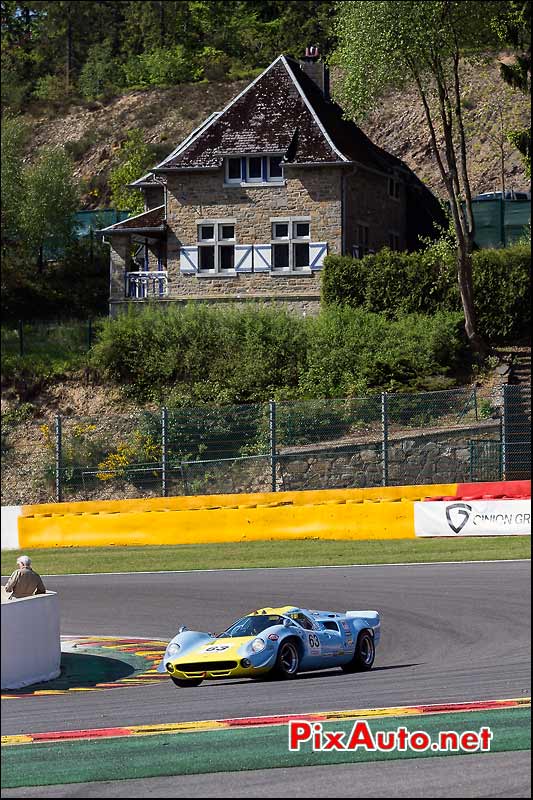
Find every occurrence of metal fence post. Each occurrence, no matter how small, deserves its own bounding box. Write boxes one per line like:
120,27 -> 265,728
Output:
472,385 -> 478,420
161,406 -> 168,497
55,414 -> 62,503
269,400 -> 277,493
501,384 -> 507,480
499,413 -> 504,480
18,320 -> 24,357
381,392 -> 389,487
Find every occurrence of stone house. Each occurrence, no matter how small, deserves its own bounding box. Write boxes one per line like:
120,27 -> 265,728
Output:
100,49 -> 442,317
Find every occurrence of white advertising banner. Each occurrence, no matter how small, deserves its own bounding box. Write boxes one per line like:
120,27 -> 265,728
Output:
414,499 -> 531,537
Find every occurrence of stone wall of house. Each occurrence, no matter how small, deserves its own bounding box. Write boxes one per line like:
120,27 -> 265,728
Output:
109,296 -> 322,318
344,167 -> 407,255
108,163 -> 412,312
164,164 -> 342,300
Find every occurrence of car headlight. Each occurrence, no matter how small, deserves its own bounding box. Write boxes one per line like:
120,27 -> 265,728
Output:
251,638 -> 266,653
167,643 -> 180,656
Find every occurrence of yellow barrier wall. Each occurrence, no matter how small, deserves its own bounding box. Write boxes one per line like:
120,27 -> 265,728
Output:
18,484 -> 458,549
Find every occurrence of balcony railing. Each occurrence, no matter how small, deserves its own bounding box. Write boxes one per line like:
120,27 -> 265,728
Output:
126,271 -> 168,299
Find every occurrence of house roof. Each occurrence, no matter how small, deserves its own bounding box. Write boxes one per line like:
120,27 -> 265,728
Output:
98,205 -> 166,234
151,55 -> 406,175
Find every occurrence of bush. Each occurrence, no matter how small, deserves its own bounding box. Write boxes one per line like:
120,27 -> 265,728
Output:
91,304 -> 465,403
91,304 -> 308,404
33,75 -> 68,103
299,307 -> 465,397
122,46 -> 201,88
472,244 -> 531,341
321,243 -> 530,343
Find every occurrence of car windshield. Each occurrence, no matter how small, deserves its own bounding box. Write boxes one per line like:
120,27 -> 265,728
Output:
221,615 -> 286,637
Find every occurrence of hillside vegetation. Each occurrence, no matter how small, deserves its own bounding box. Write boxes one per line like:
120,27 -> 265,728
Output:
16,54 -> 530,209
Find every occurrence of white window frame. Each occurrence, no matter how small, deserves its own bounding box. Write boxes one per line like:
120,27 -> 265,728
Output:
267,155 -> 284,183
271,216 -> 311,272
223,155 -> 284,186
246,156 -> 263,183
197,218 -> 237,275
225,157 -> 242,184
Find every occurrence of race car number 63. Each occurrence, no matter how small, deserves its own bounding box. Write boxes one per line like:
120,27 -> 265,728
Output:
308,634 -> 320,648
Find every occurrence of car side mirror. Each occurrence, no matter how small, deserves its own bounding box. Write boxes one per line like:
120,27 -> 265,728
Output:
178,625 -> 188,634
283,618 -> 293,628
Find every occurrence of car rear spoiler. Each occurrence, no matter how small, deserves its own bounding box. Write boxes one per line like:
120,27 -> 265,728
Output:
345,610 -> 380,628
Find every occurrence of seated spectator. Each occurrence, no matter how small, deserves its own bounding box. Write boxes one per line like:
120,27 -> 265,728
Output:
4,555 -> 46,599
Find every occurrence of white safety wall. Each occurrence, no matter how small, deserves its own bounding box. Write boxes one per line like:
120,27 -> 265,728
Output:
1,592 -> 61,689
1,506 -> 21,550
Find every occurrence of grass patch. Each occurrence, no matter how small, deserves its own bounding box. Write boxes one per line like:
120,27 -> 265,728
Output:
1,707 -> 530,787
1,537 -> 529,576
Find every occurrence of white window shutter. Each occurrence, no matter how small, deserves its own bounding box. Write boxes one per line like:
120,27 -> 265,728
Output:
234,244 -> 253,272
253,244 -> 271,272
309,242 -> 327,270
180,246 -> 198,273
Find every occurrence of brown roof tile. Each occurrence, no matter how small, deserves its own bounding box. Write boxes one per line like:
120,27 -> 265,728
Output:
100,205 -> 165,232
158,57 -> 341,170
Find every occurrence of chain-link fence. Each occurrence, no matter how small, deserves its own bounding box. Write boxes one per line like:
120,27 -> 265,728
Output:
1,385 -> 530,505
502,384 -> 531,481
1,319 -> 101,358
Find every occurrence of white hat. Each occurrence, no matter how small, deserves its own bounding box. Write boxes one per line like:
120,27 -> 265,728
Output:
17,555 -> 31,567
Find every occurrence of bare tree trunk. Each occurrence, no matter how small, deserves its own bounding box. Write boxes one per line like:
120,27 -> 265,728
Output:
411,66 -> 487,355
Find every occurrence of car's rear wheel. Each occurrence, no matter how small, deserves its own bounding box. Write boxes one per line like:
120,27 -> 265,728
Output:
170,677 -> 203,687
271,639 -> 300,679
341,630 -> 375,673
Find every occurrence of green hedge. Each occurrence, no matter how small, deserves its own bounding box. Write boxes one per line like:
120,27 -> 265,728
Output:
90,304 -> 465,403
321,244 -> 530,342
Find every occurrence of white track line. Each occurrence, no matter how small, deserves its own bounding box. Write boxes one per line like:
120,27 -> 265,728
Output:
18,558 -> 531,578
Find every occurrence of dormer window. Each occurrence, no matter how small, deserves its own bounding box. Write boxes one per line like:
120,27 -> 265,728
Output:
224,156 -> 284,186
226,158 -> 241,182
247,157 -> 263,182
268,156 -> 283,180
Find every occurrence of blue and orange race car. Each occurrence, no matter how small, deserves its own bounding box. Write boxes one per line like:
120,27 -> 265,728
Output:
158,605 -> 381,687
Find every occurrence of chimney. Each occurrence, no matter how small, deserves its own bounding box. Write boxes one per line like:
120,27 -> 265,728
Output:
298,46 -> 330,100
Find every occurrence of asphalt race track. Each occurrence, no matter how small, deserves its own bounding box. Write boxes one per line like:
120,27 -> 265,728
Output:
1,560 -> 531,797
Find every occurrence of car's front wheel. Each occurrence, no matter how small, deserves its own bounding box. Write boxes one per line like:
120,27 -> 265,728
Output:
271,639 -> 300,679
341,630 -> 375,673
171,677 -> 203,688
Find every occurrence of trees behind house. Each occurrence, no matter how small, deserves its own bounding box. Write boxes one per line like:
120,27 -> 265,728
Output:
334,0 -> 524,355
1,114 -> 80,271
108,130 -> 154,215
1,1 -> 336,106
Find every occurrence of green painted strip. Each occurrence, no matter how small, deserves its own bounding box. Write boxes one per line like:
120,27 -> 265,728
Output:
1,707 -> 530,788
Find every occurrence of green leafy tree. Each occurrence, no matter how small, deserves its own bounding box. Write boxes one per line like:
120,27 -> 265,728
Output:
20,148 -> 80,271
1,113 -> 28,252
78,41 -> 121,100
334,0 -> 508,355
109,129 -> 153,213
